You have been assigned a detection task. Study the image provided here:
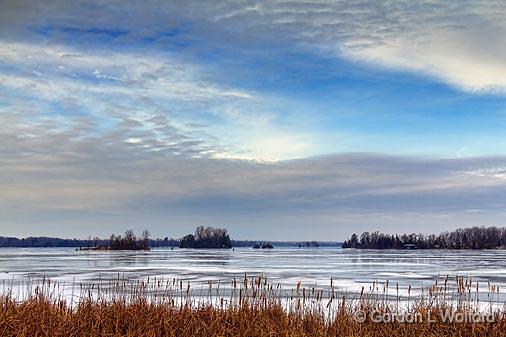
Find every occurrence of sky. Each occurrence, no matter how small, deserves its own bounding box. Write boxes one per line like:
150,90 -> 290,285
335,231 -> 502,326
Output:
1,0 -> 506,240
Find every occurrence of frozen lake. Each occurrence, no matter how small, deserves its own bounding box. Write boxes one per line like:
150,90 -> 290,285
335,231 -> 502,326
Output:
1,247 -> 505,296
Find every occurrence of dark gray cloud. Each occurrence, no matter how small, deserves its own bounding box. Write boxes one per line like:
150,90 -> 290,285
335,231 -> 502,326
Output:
2,117 -> 506,239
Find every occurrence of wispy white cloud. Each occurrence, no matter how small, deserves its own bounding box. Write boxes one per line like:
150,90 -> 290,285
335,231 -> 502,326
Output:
214,0 -> 506,94
0,41 -> 252,104
0,41 -> 322,161
340,22 -> 506,94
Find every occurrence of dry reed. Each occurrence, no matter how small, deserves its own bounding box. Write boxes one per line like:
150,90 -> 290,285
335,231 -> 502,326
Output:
0,275 -> 505,336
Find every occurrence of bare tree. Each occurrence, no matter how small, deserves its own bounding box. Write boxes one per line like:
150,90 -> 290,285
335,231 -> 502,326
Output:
141,229 -> 150,250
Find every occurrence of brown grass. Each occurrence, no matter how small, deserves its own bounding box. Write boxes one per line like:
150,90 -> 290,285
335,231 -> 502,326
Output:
0,276 -> 505,336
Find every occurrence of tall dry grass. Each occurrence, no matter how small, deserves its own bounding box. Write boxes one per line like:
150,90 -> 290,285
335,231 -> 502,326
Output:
0,275 -> 505,336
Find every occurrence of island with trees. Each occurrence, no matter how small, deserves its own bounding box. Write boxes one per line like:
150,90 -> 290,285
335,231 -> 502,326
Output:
342,226 -> 506,249
297,241 -> 320,248
252,242 -> 273,249
76,229 -> 151,251
179,226 -> 232,249
108,229 -> 151,250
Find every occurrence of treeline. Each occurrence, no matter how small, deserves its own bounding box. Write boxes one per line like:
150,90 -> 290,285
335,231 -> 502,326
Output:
179,226 -> 232,249
297,241 -> 320,248
342,226 -> 506,249
0,228 -> 341,249
0,236 -> 180,248
0,236 -> 339,249
231,240 -> 340,247
0,236 -> 92,248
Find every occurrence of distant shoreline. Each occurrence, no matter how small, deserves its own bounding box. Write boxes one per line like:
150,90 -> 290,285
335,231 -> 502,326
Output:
342,226 -> 506,250
0,236 -> 342,249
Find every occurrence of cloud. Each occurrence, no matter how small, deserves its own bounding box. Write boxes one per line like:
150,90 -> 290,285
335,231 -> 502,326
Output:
2,1 -> 506,239
0,41 -> 252,104
1,118 -> 506,238
234,1 -> 506,93
0,40 -> 324,160
0,41 -> 248,158
211,0 -> 506,93
3,1 -> 505,94
340,17 -> 506,93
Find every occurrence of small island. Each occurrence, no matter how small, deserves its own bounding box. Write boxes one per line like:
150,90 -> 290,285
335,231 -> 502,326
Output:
179,226 -> 232,249
252,242 -> 273,249
297,241 -> 320,248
